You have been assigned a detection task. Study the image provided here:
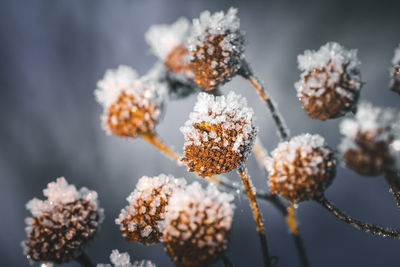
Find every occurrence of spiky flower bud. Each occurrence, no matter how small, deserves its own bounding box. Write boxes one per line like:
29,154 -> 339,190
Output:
267,134 -> 336,203
97,249 -> 155,267
145,18 -> 197,99
95,65 -> 165,137
180,91 -> 257,177
339,102 -> 400,176
116,174 -> 186,245
162,182 -> 234,267
295,42 -> 362,120
390,44 -> 400,94
23,177 -> 104,264
186,7 -> 245,91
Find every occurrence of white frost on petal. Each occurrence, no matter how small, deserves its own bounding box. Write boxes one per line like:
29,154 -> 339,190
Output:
145,17 -> 191,61
97,249 -> 155,267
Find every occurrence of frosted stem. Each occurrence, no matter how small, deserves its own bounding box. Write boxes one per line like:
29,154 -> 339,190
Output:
238,166 -> 271,267
141,132 -> 180,162
239,60 -> 290,141
75,252 -> 95,267
315,195 -> 400,239
385,171 -> 400,210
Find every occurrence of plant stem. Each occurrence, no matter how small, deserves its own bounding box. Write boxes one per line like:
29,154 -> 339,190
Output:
238,166 -> 271,267
75,252 -> 95,267
239,60 -> 289,141
141,132 -> 180,161
315,195 -> 400,239
287,205 -> 310,267
385,171 -> 400,210
221,252 -> 234,267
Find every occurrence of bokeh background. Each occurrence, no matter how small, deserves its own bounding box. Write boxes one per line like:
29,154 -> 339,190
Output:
1,0 -> 400,266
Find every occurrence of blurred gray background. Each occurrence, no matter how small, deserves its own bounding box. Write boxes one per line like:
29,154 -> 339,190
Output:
1,0 -> 400,266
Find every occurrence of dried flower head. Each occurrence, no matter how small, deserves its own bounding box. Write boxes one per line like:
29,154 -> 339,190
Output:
339,102 -> 400,176
390,44 -> 400,94
97,249 -> 155,267
180,91 -> 257,177
186,7 -> 245,91
162,182 -> 234,267
95,65 -> 166,138
115,174 -> 186,245
295,42 -> 362,120
145,18 -> 197,99
267,134 -> 336,203
23,177 -> 104,264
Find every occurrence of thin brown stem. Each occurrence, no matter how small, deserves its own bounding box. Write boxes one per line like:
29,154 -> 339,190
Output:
238,166 -> 271,267
75,252 -> 95,267
315,195 -> 400,239
239,60 -> 289,141
385,171 -> 400,210
141,132 -> 179,161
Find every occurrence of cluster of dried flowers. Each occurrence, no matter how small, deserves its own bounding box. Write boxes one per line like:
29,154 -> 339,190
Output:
23,6 -> 400,267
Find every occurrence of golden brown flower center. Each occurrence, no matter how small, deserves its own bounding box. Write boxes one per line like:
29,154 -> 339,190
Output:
105,91 -> 158,137
300,61 -> 359,120
25,199 -> 99,263
182,120 -> 254,177
269,146 -> 336,203
164,44 -> 192,76
189,33 -> 240,91
163,202 -> 228,267
343,129 -> 394,176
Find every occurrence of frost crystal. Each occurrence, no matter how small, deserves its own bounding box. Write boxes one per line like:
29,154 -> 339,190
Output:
339,102 -> 400,174
162,182 -> 234,266
115,174 -> 186,244
180,91 -> 257,176
97,249 -> 155,267
145,17 -> 191,61
390,44 -> 400,94
392,44 -> 400,66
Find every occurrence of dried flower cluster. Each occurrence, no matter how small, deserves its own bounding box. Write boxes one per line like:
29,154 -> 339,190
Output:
23,177 -> 103,264
162,182 -> 234,267
296,42 -> 362,120
339,102 -> 400,176
390,44 -> 400,94
180,91 -> 257,177
95,65 -> 165,137
116,174 -> 186,244
98,249 -> 155,267
267,134 -> 336,203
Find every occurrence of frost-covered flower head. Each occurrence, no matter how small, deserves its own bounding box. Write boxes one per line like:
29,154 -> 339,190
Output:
339,102 -> 400,176
95,65 -> 166,138
162,182 -> 234,267
186,7 -> 245,91
23,177 -> 104,264
267,134 -> 336,203
390,44 -> 400,94
295,42 -> 362,120
115,174 -> 186,245
97,249 -> 155,267
180,91 -> 257,177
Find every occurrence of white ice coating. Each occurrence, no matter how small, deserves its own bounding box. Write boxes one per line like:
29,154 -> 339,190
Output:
25,177 -> 101,218
94,65 -> 165,110
162,182 -> 234,243
115,174 -> 186,237
266,134 -> 327,172
339,102 -> 400,169
180,91 -> 256,153
186,7 -> 243,60
145,17 -> 191,61
295,42 -> 361,96
392,44 -> 400,66
97,249 -> 155,267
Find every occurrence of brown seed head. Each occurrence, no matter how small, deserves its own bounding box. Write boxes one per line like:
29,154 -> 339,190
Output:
162,182 -> 234,267
180,92 -> 256,177
164,44 -> 192,76
23,178 -> 102,264
115,175 -> 186,245
296,42 -> 362,120
267,134 -> 336,203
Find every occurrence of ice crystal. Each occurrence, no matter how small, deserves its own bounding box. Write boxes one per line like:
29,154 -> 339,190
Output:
97,249 -> 155,267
